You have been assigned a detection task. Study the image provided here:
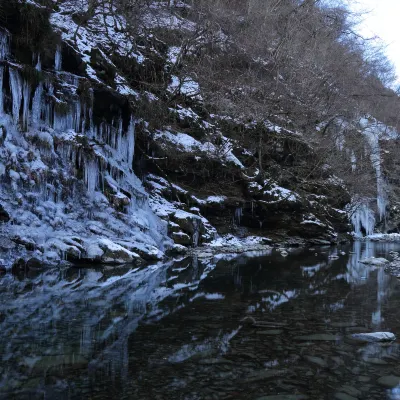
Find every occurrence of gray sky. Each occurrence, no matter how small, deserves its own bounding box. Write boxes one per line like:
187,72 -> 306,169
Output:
351,0 -> 400,79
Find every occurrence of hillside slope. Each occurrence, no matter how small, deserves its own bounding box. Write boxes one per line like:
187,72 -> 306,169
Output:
0,0 -> 397,268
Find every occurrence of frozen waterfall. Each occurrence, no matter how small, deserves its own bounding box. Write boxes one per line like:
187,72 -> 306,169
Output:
350,118 -> 393,236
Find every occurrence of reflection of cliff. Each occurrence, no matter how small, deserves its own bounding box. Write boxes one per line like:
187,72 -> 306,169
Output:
345,241 -> 392,326
2,244 -> 400,398
345,241 -> 375,285
0,257 -> 218,394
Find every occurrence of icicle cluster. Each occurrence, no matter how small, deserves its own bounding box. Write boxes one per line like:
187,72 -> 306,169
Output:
0,31 -> 9,114
348,118 -> 391,236
351,202 -> 375,237
0,35 -> 143,217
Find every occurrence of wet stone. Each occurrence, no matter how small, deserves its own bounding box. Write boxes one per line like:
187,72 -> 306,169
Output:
198,358 -> 233,365
377,375 -> 400,388
364,358 -> 388,365
256,330 -> 284,335
334,393 -> 358,400
254,396 -> 308,400
245,369 -> 287,383
341,385 -> 362,397
330,322 -> 359,328
294,334 -> 341,341
304,356 -> 328,368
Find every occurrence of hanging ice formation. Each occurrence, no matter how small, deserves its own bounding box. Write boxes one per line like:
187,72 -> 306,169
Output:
0,30 -> 166,246
366,130 -> 388,222
350,118 -> 390,236
0,29 -> 9,60
55,45 -> 62,71
351,202 -> 375,237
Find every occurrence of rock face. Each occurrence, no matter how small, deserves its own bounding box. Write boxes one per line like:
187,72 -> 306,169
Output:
0,0 -> 354,268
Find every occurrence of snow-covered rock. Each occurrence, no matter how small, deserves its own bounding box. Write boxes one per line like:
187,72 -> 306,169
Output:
351,332 -> 396,342
359,257 -> 389,266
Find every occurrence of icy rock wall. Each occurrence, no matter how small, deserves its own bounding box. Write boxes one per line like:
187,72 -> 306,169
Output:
0,28 -> 169,267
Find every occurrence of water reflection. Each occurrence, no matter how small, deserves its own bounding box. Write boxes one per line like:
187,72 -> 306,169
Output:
346,241 -> 392,327
1,242 -> 400,399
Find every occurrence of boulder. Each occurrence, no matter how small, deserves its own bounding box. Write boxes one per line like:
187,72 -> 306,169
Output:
171,231 -> 192,246
171,211 -> 203,236
85,243 -> 104,261
351,332 -> 396,343
98,239 -> 140,264
166,244 -> 188,255
11,236 -> 36,251
377,375 -> 400,388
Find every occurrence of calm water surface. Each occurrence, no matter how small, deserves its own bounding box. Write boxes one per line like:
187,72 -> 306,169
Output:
2,242 -> 400,399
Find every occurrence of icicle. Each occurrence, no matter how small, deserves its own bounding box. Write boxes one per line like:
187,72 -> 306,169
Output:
192,219 -> 200,247
43,81 -> 54,127
9,69 -> 23,123
32,82 -> 43,127
363,123 -> 388,223
74,100 -> 81,133
351,202 -> 375,237
0,66 -> 4,114
85,159 -> 98,195
0,30 -> 9,61
126,117 -> 135,168
22,81 -> 31,130
35,55 -> 41,72
116,118 -> 123,153
351,151 -> 356,172
55,45 -> 62,71
234,207 -> 243,225
54,108 -> 74,132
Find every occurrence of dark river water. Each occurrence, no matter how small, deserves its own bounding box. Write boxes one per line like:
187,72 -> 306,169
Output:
2,242 -> 400,399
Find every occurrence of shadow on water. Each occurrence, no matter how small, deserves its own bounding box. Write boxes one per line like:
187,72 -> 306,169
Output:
2,243 -> 400,399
